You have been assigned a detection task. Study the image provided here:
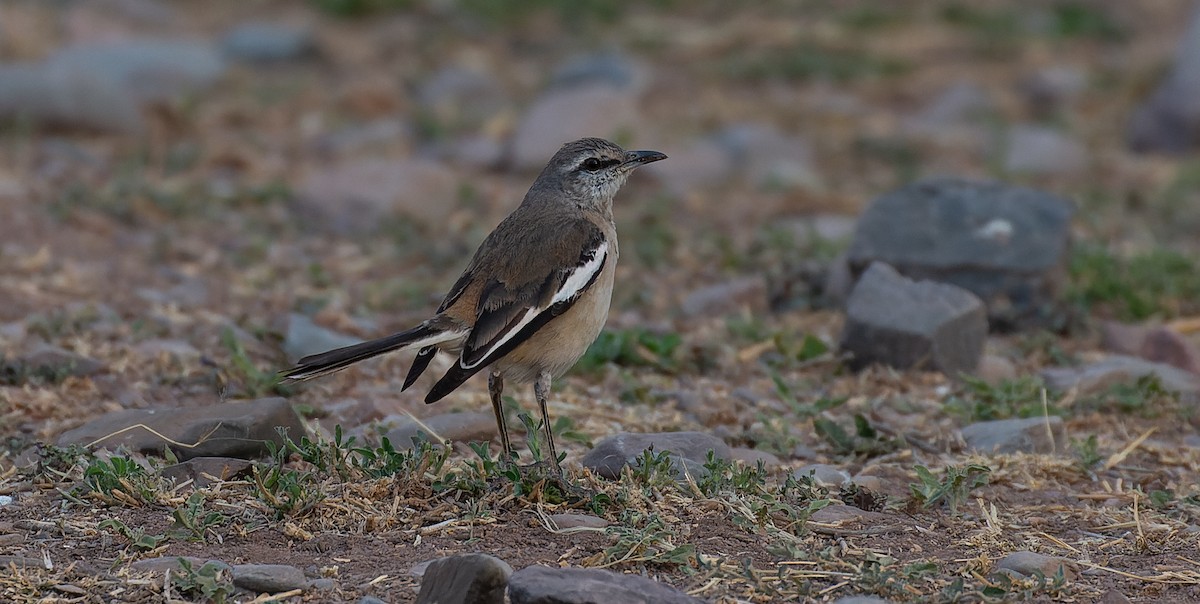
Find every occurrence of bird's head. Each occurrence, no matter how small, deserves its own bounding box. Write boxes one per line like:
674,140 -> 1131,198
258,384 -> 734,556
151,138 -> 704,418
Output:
534,138 -> 666,210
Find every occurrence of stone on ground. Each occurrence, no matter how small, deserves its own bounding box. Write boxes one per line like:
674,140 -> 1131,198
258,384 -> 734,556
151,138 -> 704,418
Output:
381,411 -> 497,449
56,398 -> 304,460
416,553 -> 512,604
1041,355 -> 1200,396
295,158 -> 460,233
508,566 -> 701,604
161,457 -> 253,487
283,313 -> 361,362
960,416 -> 1065,454
994,551 -> 1078,580
231,563 -> 308,593
511,84 -> 640,171
846,178 -> 1074,330
580,431 -> 731,480
839,262 -> 987,376
1128,5 -> 1200,153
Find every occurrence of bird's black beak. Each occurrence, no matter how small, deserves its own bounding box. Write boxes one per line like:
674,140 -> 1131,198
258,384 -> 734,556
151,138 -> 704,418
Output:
623,150 -> 668,167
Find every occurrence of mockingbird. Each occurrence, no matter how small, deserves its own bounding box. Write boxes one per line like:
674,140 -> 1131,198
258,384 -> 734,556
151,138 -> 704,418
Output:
283,137 -> 666,472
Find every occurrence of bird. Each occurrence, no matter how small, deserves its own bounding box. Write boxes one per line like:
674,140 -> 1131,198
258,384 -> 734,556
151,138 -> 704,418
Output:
282,138 -> 666,473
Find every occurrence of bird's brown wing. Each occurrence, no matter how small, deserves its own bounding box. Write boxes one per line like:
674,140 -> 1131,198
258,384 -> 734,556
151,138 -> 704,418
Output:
423,216 -> 607,402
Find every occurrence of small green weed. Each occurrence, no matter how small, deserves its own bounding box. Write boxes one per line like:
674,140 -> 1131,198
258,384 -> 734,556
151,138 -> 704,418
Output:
1071,434 -> 1103,475
81,455 -> 163,504
813,414 -> 896,458
1068,244 -> 1200,321
219,327 -> 290,398
576,328 -> 682,374
97,518 -> 166,552
172,558 -> 234,604
909,464 -> 991,515
944,376 -> 1052,421
1078,374 -> 1179,417
170,492 -> 227,542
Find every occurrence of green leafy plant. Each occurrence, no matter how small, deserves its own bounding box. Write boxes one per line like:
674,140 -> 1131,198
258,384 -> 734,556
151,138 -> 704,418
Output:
813,414 -> 896,457
944,376 -> 1052,421
170,493 -> 227,541
1071,434 -> 1103,474
219,327 -> 290,398
98,518 -> 166,552
172,558 -> 234,603
909,464 -> 991,515
577,328 -> 682,374
82,455 -> 163,504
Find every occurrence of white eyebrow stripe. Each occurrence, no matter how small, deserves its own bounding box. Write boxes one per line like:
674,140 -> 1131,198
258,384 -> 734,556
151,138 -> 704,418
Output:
459,241 -> 608,371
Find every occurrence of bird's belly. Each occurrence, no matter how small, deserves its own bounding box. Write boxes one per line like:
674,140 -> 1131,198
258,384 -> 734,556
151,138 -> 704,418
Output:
494,260 -> 615,383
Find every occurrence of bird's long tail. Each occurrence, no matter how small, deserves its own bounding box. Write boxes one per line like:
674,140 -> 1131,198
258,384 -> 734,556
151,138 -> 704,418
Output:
281,319 -> 464,382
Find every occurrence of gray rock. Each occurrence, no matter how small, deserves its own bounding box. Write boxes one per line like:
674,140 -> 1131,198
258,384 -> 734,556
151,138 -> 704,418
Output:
1128,6 -> 1200,153
547,513 -> 610,530
644,139 -> 734,195
1096,589 -> 1134,604
971,354 -> 1018,385
810,505 -> 896,527
448,134 -> 505,169
416,553 -> 512,604
994,551 -> 1078,580
136,276 -> 210,307
134,338 -> 201,360
296,158 -> 460,233
382,411 -> 497,448
57,398 -> 305,460
231,563 -> 308,593
793,464 -> 851,488
840,262 -> 987,376
1041,355 -> 1200,396
0,40 -> 225,133
508,566 -> 701,604
221,22 -> 314,63
729,447 -> 781,467
581,431 -> 731,480
551,52 -> 644,92
161,457 -> 253,487
131,556 -> 229,574
416,67 -> 508,129
283,314 -> 360,363
846,178 -> 1074,330
831,597 -> 893,604
511,84 -> 640,170
680,277 -> 767,318
1002,124 -> 1086,175
20,345 -> 106,378
310,578 -> 337,591
961,416 -> 1065,454
358,597 -> 388,604
1019,65 -> 1087,114
715,123 -> 821,190
903,80 -> 993,143
314,118 -> 410,156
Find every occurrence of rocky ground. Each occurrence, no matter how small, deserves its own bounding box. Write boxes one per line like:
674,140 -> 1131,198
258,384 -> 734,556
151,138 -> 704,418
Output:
2,1 -> 1200,603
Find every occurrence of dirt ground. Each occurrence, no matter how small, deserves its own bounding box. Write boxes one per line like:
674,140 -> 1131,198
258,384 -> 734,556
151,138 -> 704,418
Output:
2,1 -> 1200,602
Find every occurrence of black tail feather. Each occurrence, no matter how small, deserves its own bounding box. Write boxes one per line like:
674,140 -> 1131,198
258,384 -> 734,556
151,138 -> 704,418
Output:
283,324 -> 437,381
402,346 -> 438,391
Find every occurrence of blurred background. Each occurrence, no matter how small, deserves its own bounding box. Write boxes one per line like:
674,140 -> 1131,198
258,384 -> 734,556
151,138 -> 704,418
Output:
2,0 -> 1199,443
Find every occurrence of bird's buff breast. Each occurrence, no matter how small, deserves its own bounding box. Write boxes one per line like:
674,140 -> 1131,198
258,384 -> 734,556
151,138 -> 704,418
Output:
494,244 -> 617,383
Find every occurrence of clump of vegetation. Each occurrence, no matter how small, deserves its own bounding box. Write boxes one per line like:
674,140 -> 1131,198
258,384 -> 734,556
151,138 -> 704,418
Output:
944,376 -> 1052,421
909,464 -> 991,515
1068,243 -> 1200,321
576,327 -> 682,374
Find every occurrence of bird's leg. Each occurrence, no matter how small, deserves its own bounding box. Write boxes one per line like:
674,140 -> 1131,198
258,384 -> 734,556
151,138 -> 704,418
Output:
533,370 -> 561,474
488,372 -> 514,465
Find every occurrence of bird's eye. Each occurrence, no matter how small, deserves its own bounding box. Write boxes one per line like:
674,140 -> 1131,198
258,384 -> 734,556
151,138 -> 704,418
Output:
581,158 -> 603,171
